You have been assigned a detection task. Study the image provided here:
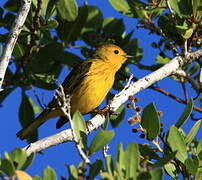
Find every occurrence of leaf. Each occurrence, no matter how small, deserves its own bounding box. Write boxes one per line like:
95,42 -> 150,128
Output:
150,168 -> 163,180
164,163 -> 178,179
68,165 -> 78,179
105,155 -> 114,176
124,142 -> 140,179
138,144 -> 159,160
0,43 -> 3,57
175,98 -> 193,128
10,148 -> 27,169
109,0 -> 133,17
153,151 -> 177,168
167,126 -> 188,163
19,93 -> 38,143
140,103 -> 160,141
197,139 -> 202,155
72,111 -> 87,149
42,166 -> 57,180
15,170 -> 32,180
13,42 -> 25,58
185,157 -> 198,175
176,25 -> 194,39
28,98 -> 42,114
57,0 -> 78,21
185,120 -> 201,145
167,0 -> 192,16
89,130 -> 115,155
21,153 -> 35,171
56,5 -> 88,44
110,104 -> 125,128
156,55 -> 170,65
0,159 -> 15,176
88,159 -> 103,179
115,143 -> 125,178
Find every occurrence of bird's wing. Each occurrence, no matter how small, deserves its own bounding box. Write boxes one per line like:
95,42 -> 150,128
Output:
48,60 -> 93,108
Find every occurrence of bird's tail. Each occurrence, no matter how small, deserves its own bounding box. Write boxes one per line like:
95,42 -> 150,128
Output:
16,109 -> 55,140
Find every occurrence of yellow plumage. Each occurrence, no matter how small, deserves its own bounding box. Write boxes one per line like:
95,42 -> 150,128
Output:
17,44 -> 128,140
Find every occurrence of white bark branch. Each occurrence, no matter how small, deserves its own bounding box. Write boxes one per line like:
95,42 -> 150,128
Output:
0,0 -> 31,90
24,48 -> 202,156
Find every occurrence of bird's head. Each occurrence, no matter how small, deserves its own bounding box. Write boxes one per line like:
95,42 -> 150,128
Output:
94,44 -> 132,68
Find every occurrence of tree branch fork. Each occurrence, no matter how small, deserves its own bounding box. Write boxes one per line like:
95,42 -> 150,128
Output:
24,48 -> 202,156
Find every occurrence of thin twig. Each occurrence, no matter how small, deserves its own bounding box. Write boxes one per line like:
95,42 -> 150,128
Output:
55,85 -> 90,164
0,0 -> 32,90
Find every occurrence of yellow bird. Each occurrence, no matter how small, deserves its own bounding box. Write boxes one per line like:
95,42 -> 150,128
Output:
17,44 -> 130,140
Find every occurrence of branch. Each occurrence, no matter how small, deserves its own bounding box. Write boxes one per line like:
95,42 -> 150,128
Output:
24,48 -> 202,156
0,0 -> 32,90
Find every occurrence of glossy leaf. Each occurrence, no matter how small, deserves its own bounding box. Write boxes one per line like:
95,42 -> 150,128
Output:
168,0 -> 192,16
19,93 -> 38,142
150,168 -> 163,180
42,166 -> 57,180
68,165 -> 78,179
88,159 -> 103,179
21,153 -> 35,171
125,142 -> 140,179
57,0 -> 78,21
140,103 -> 160,141
153,151 -> 177,168
167,126 -> 188,163
0,159 -> 15,176
175,98 -> 193,128
10,148 -> 27,169
185,120 -> 201,145
89,130 -> 115,155
185,157 -> 198,175
72,111 -> 87,149
109,0 -> 133,17
110,104 -> 125,128
164,163 -> 178,179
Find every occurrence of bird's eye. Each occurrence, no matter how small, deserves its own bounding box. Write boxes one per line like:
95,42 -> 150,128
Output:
114,50 -> 119,54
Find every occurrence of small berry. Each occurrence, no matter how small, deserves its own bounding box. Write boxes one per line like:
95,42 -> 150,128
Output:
140,134 -> 146,138
135,106 -> 141,112
132,128 -> 139,133
160,122 -> 164,126
160,128 -> 163,132
127,104 -> 134,108
128,96 -> 135,102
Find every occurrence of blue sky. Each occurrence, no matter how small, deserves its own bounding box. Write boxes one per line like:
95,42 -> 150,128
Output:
0,0 -> 201,178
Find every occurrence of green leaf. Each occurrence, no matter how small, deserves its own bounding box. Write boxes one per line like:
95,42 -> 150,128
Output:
168,0 -> 193,16
185,157 -> 199,175
175,98 -> 193,128
105,155 -> 114,176
57,5 -> 88,44
19,93 -> 38,143
164,163 -> 178,179
42,166 -> 57,180
33,0 -> 50,16
68,165 -> 78,179
0,159 -> 15,176
156,55 -> 170,65
196,170 -> 202,180
10,148 -> 27,169
167,126 -> 188,163
115,143 -> 125,178
33,176 -> 41,180
4,0 -> 20,12
89,130 -> 115,155
110,104 -> 125,128
46,0 -> 58,18
150,168 -> 163,180
13,42 -> 25,58
72,111 -> 87,149
140,103 -> 160,141
153,151 -> 177,168
185,120 -> 201,145
88,159 -> 103,179
28,98 -> 42,114
138,144 -> 159,160
176,25 -> 194,39
57,0 -> 78,21
124,142 -> 140,179
109,0 -> 133,17
82,6 -> 103,33
42,19 -> 59,29
197,139 -> 202,155
21,153 -> 35,171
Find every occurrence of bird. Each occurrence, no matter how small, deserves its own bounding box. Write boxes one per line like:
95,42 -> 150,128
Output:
17,44 -> 131,140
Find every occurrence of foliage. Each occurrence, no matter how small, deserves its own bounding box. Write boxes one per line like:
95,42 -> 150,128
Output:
0,0 -> 201,179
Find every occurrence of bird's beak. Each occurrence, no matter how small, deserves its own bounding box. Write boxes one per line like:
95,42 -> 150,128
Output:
123,55 -> 134,59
